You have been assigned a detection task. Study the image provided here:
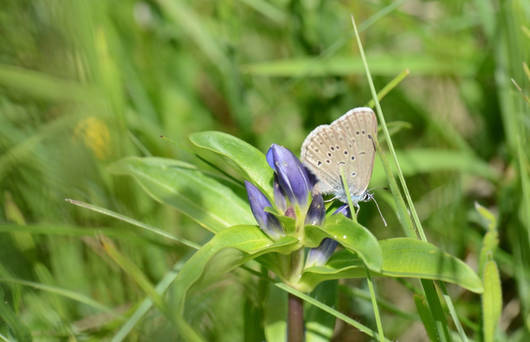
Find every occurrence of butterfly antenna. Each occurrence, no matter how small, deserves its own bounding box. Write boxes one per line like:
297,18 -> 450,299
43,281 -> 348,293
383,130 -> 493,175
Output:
371,195 -> 387,227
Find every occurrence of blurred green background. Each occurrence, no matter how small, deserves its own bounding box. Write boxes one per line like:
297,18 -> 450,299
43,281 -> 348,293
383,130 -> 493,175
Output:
0,0 -> 528,340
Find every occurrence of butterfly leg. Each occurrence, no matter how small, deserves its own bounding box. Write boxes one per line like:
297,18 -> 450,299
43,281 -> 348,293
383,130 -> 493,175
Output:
354,202 -> 361,215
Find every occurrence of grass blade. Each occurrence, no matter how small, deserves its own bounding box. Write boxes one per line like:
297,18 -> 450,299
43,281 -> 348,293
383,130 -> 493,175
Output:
112,262 -> 182,342
65,198 -> 200,249
275,283 -> 390,342
0,277 -> 115,314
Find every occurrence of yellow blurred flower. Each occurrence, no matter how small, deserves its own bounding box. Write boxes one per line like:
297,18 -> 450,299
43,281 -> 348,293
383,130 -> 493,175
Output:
74,117 -> 111,160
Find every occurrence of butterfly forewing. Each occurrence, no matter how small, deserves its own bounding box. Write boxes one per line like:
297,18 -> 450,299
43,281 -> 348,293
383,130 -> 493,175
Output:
301,107 -> 377,201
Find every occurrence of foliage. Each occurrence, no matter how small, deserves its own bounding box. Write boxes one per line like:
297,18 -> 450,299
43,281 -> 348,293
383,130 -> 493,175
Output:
0,0 -> 529,341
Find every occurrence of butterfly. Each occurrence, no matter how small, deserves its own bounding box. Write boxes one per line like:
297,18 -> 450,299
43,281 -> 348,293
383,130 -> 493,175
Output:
301,107 -> 378,212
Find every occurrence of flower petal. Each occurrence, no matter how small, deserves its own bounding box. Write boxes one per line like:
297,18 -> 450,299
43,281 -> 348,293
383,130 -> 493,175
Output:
268,144 -> 311,207
245,181 -> 283,238
333,204 -> 352,218
266,147 -> 276,171
273,174 -> 287,213
305,193 -> 325,226
306,238 -> 338,267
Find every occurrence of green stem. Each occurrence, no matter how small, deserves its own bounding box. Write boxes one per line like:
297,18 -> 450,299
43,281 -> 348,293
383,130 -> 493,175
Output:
365,68 -> 410,108
365,268 -> 385,342
289,248 -> 305,283
340,168 -> 385,342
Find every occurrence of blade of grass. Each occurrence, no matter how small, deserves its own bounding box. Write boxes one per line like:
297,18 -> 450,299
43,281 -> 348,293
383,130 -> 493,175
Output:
65,199 -> 200,250
351,14 -> 464,342
340,168 -> 385,342
350,13 -> 426,240
240,0 -> 287,24
99,236 -> 205,342
112,262 -> 183,342
365,69 -> 410,108
98,236 -> 164,309
275,283 -> 390,342
0,277 -> 115,314
443,291 -> 469,342
0,299 -> 32,342
0,64 -> 98,102
339,285 -> 418,321
414,294 -> 440,341
0,332 -> 12,342
421,280 -> 451,342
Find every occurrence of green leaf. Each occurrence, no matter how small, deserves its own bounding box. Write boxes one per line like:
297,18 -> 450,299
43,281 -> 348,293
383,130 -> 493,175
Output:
482,260 -> 502,342
305,214 -> 383,272
109,157 -> 255,233
300,238 -> 483,293
189,131 -> 274,196
379,239 -> 483,293
476,203 -> 499,273
169,225 -> 298,340
173,225 -> 298,315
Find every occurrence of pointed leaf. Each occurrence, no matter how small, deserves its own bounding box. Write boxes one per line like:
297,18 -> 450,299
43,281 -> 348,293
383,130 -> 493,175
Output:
304,215 -> 382,273
173,225 -> 299,315
379,238 -> 483,293
109,157 -> 255,233
482,260 -> 502,342
300,238 -> 483,293
189,131 -> 274,196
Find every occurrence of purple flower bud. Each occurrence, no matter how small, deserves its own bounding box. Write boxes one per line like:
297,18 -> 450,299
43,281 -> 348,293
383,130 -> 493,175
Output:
306,238 -> 338,267
266,144 -> 312,208
333,204 -> 352,218
305,204 -> 353,267
245,181 -> 284,239
305,193 -> 325,226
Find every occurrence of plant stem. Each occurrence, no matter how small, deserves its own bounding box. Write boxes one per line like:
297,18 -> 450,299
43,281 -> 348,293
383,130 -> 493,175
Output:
365,268 -> 385,342
340,168 -> 386,342
288,293 -> 305,342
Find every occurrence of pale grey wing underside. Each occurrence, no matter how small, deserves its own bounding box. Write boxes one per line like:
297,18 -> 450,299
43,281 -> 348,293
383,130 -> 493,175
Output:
301,107 -> 377,201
